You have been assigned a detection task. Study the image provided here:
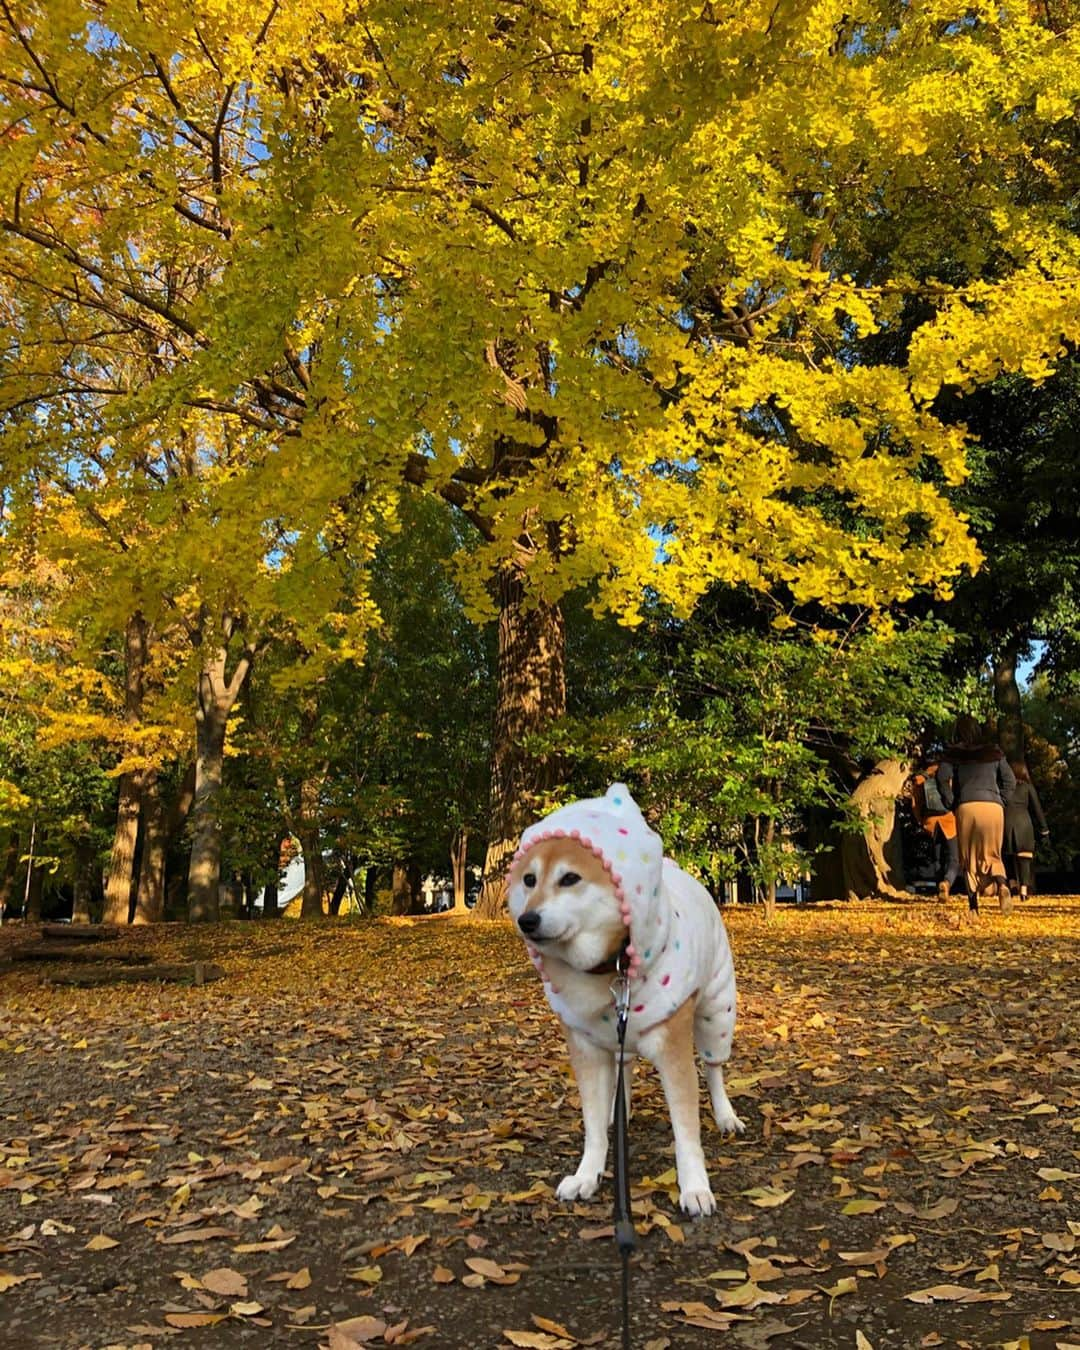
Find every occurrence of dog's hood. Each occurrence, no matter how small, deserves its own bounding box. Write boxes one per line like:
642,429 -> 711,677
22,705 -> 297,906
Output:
513,783 -> 663,979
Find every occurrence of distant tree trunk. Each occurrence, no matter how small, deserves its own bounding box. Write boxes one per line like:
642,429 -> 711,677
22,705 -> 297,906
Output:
389,863 -> 425,915
170,763 -> 197,837
293,691 -> 328,920
0,834 -> 19,922
475,559 -> 566,917
298,777 -> 326,919
188,701 -> 227,923
391,864 -> 412,916
761,815 -> 777,922
329,860 -> 352,915
187,616 -> 253,922
220,874 -> 244,918
842,759 -> 911,901
133,768 -> 167,924
451,828 -> 469,912
25,841 -> 44,922
102,773 -> 140,924
72,833 -> 95,925
262,838 -> 281,919
364,866 -> 378,913
806,806 -> 846,902
103,613 -> 148,924
993,643 -> 1025,765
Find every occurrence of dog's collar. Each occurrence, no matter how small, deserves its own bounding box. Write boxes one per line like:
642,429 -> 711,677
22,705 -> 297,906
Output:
585,937 -> 631,977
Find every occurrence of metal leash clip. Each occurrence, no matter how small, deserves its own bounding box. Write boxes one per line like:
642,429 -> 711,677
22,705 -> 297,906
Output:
611,937 -> 632,1026
609,972 -> 631,1024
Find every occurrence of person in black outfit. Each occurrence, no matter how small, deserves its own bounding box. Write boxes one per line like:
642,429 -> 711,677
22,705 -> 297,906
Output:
937,715 -> 1017,914
1004,762 -> 1049,901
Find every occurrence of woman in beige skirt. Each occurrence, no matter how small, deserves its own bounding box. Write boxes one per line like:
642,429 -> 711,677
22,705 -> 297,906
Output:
937,715 -> 1017,914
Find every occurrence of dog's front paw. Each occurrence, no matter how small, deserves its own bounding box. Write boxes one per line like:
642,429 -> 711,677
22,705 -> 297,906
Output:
556,1170 -> 602,1202
715,1107 -> 746,1135
679,1186 -> 716,1217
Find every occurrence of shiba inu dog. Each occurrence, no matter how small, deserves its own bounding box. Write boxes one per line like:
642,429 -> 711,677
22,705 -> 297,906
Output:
508,784 -> 742,1216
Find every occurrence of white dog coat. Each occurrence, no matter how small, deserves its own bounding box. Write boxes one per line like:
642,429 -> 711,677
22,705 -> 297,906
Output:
511,784 -> 737,1063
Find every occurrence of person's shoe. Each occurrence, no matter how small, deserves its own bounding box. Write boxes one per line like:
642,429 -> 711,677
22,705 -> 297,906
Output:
998,882 -> 1013,914
1019,886 -> 1029,901
937,881 -> 949,902
968,895 -> 979,914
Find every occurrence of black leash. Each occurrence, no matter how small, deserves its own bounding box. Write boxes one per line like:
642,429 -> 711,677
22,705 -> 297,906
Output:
611,950 -> 635,1350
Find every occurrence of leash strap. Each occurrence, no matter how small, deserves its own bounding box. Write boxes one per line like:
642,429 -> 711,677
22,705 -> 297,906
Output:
611,957 -> 635,1349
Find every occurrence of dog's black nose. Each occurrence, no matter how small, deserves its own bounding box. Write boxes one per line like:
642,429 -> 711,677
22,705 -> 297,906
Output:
518,911 -> 541,936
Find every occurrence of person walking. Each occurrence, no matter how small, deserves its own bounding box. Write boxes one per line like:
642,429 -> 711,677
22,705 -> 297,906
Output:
937,715 -> 1017,914
1004,763 -> 1050,901
910,763 -> 960,900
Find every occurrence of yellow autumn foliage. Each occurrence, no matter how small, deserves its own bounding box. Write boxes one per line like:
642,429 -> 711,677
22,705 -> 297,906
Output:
2,0 -> 1078,639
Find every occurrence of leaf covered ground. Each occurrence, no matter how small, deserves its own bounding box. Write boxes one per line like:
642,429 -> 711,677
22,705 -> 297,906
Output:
0,899 -> 1077,1350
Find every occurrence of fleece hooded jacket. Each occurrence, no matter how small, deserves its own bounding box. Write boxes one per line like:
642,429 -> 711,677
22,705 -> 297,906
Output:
511,784 -> 737,1064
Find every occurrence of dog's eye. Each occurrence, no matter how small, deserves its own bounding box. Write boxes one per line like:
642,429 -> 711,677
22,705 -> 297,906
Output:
523,872 -> 537,888
558,872 -> 581,887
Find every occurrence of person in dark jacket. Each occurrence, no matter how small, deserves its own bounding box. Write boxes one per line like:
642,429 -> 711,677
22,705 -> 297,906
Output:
909,763 -> 960,899
937,715 -> 1017,914
1004,762 -> 1049,901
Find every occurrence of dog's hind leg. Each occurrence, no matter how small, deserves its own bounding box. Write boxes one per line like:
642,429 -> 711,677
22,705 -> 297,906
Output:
556,1024 -> 616,1202
702,1059 -> 745,1135
696,981 -> 743,1135
638,998 -> 715,1217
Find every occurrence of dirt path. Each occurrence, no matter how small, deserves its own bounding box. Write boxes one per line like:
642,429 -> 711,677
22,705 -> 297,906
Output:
0,899 -> 1077,1349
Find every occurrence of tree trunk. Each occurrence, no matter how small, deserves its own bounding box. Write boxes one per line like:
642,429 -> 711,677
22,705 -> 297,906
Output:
0,834 -> 19,922
133,768 -> 167,924
842,758 -> 911,901
220,874 -> 244,918
451,828 -> 469,912
806,805 -> 846,902
187,622 -> 253,922
329,862 -> 352,915
102,773 -> 140,924
475,561 -> 566,917
170,763 -> 197,836
188,701 -> 228,922
761,816 -> 777,922
390,864 -> 415,916
262,838 -> 281,919
993,643 -> 1024,765
103,613 -> 148,924
72,834 -> 95,925
298,773 -> 326,918
364,866 -> 378,914
25,842 -> 44,922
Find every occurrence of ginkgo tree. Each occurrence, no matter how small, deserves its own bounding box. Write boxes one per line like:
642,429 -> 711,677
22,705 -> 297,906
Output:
3,0 -> 1079,915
